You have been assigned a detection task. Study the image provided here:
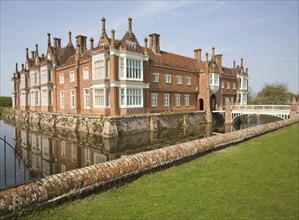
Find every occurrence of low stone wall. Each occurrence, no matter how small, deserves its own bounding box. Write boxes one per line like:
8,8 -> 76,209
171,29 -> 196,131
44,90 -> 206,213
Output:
0,118 -> 298,218
2,109 -> 206,137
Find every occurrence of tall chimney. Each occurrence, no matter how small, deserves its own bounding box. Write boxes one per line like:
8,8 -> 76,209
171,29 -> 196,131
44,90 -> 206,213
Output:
144,37 -> 148,55
205,52 -> 209,61
194,49 -> 202,62
90,37 -> 94,49
57,38 -> 61,48
111,29 -> 115,48
53,38 -> 58,48
15,63 -> 18,73
47,33 -> 51,47
83,36 -> 87,51
212,46 -> 215,60
21,64 -> 24,71
216,54 -> 222,68
35,44 -> 39,65
148,33 -> 160,54
128,17 -> 132,33
26,48 -> 29,60
31,51 -> 35,59
241,58 -> 244,67
233,60 -> 236,68
68,31 -> 72,46
102,17 -> 106,32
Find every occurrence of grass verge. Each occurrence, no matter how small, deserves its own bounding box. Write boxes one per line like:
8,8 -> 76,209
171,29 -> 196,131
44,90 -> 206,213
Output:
20,123 -> 299,220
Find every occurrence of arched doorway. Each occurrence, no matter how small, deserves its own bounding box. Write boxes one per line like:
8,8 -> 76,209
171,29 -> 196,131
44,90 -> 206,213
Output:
199,99 -> 204,111
210,94 -> 216,111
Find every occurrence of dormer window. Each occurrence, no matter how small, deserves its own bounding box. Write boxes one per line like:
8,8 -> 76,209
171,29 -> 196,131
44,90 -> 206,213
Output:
126,40 -> 136,49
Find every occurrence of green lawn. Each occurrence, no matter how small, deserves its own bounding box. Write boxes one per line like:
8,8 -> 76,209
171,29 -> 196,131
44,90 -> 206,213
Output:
20,123 -> 299,220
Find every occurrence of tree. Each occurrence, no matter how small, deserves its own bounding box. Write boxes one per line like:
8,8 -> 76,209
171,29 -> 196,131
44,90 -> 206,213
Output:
254,83 -> 290,105
247,87 -> 256,104
0,96 -> 12,107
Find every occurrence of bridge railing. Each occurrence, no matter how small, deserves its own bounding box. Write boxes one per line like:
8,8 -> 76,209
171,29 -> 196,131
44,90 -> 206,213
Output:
231,105 -> 290,111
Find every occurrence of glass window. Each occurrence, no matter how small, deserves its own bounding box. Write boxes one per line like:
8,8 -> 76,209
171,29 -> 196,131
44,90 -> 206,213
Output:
94,89 -> 104,107
84,89 -> 90,108
153,73 -> 159,82
69,71 -> 75,82
186,77 -> 191,85
176,76 -> 182,85
184,95 -> 189,106
60,91 -> 64,108
83,68 -> 89,80
221,82 -> 224,89
165,74 -> 171,83
151,93 -> 158,107
120,88 -> 143,107
175,94 -> 180,106
70,90 -> 75,108
164,93 -> 170,106
126,59 -> 142,80
60,73 -> 64,84
233,83 -> 236,90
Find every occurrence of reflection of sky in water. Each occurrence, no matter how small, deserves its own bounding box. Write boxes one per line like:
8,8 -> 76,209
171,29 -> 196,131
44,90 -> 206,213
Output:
0,115 -> 281,190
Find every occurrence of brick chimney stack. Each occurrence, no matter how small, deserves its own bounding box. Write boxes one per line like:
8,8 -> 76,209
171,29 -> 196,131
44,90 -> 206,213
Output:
26,48 -> 29,60
47,33 -> 51,47
111,29 -> 115,48
57,38 -> 61,48
31,51 -> 35,59
21,64 -> 24,71
216,54 -> 222,68
233,60 -> 236,68
148,33 -> 160,54
53,38 -> 58,48
212,46 -> 215,60
90,37 -> 94,50
15,63 -> 18,73
194,49 -> 202,62
205,52 -> 209,61
241,58 -> 244,67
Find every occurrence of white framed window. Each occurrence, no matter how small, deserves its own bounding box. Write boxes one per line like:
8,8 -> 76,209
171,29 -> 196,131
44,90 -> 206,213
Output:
120,58 -> 125,78
84,88 -> 90,109
34,91 -> 39,105
227,83 -> 230,90
233,83 -> 236,90
184,94 -> 190,106
21,75 -> 25,88
93,60 -> 105,79
165,74 -> 171,83
61,141 -> 66,158
69,71 -> 75,82
94,89 -> 105,107
186,77 -> 191,86
153,73 -> 159,82
230,97 -> 234,104
21,92 -> 26,106
34,72 -> 38,85
176,76 -> 182,85
120,88 -> 143,107
221,82 -> 224,89
164,93 -> 170,106
41,69 -> 47,83
60,91 -> 64,108
126,59 -> 142,79
70,90 -> 75,108
151,93 -> 158,107
210,73 -> 219,86
59,73 -> 64,84
71,144 -> 76,161
175,94 -> 181,106
83,68 -> 89,80
41,89 -> 48,106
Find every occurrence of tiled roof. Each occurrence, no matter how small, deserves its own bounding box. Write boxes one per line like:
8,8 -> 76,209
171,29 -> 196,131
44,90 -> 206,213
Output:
55,46 -> 76,65
147,49 -> 204,72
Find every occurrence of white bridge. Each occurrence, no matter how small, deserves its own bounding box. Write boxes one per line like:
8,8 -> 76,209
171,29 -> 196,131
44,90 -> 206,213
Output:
231,105 -> 291,121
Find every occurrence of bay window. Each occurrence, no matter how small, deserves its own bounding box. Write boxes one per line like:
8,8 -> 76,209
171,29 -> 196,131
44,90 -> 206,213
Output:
119,88 -> 143,107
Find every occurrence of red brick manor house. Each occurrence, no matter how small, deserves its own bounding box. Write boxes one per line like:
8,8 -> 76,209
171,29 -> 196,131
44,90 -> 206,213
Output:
11,17 -> 248,116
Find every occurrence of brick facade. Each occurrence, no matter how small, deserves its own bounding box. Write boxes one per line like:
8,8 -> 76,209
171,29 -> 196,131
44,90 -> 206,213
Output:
11,17 -> 249,116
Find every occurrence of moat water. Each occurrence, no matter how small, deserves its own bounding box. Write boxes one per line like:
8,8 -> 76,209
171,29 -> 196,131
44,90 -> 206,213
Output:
0,115 -> 281,190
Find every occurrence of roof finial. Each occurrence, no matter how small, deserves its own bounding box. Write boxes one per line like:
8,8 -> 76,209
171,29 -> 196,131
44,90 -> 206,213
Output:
128,17 -> 132,33
102,17 -> 106,31
111,29 -> 115,48
47,33 -> 51,47
68,31 -> 72,46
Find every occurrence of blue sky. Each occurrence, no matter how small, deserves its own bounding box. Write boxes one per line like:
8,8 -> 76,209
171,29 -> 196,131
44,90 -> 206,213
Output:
0,1 -> 298,97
